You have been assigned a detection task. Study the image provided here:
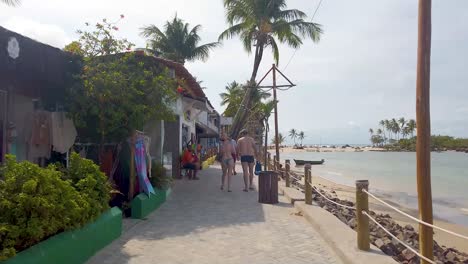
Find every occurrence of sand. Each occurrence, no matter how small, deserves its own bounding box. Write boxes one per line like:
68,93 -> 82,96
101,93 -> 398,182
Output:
289,168 -> 468,253
274,146 -> 386,153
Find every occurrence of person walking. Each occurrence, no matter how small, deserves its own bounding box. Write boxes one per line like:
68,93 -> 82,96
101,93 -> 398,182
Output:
229,137 -> 238,175
237,129 -> 258,192
219,133 -> 235,192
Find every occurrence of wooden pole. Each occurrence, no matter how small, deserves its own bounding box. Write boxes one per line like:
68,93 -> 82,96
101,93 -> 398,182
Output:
416,0 -> 434,262
285,160 -> 290,187
272,64 -> 280,163
273,155 -> 277,171
356,180 -> 370,251
267,152 -> 271,170
264,126 -> 268,171
304,164 -> 312,205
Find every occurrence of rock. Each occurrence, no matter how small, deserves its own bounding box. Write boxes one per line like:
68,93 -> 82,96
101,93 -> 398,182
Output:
347,218 -> 356,228
445,251 -> 457,262
375,238 -> 385,248
404,224 -> 414,231
401,249 -> 416,261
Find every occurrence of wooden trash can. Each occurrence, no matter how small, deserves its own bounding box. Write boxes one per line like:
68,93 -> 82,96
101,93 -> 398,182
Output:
258,171 -> 279,204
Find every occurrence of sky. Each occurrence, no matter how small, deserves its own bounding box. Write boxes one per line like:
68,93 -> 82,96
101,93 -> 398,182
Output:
2,0 -> 468,144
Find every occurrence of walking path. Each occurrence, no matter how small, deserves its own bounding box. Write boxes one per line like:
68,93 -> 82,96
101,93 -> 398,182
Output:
87,164 -> 344,264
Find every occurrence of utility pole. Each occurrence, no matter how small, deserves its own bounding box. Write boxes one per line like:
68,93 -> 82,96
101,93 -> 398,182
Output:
272,64 -> 280,163
415,0 -> 433,263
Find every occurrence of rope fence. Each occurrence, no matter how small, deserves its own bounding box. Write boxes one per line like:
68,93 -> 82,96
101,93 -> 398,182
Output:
362,211 -> 436,264
363,189 -> 468,241
312,185 -> 355,210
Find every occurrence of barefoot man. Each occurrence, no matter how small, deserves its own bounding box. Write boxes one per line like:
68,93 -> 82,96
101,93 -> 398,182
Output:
237,129 -> 258,192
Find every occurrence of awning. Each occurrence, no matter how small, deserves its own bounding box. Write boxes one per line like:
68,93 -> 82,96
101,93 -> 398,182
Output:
196,122 -> 219,138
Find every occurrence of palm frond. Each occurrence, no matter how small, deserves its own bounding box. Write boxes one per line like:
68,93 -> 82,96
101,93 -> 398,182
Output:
190,42 -> 221,62
2,0 -> 20,6
269,36 -> 280,65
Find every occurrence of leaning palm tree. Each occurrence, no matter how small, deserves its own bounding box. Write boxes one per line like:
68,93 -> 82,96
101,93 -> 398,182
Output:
141,15 -> 219,64
220,0 -> 323,138
379,120 -> 387,144
289,129 -> 297,146
2,0 -> 20,6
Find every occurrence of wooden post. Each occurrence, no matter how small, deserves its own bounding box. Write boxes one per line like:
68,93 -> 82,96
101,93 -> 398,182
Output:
272,64 -> 280,163
267,152 -> 271,170
304,164 -> 312,205
273,155 -> 277,171
416,1 -> 434,262
356,180 -> 370,251
285,160 -> 291,187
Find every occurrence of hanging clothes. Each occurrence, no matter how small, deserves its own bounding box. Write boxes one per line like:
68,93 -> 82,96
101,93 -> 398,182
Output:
134,136 -> 155,196
27,111 -> 51,162
50,112 -> 77,154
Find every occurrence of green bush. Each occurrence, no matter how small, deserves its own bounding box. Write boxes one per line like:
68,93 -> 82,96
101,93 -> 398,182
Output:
0,153 -> 112,260
62,152 -> 111,221
149,161 -> 171,190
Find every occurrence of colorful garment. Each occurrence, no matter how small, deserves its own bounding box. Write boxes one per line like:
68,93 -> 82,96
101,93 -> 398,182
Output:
134,137 -> 155,196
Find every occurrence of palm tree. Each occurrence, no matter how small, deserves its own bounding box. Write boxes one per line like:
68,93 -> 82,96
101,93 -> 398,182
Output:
220,81 -> 243,117
398,117 -> 406,139
141,15 -> 219,64
259,100 -> 277,169
379,120 -> 387,144
289,129 -> 297,146
369,128 -> 374,136
407,119 -> 416,138
271,132 -> 286,146
390,118 -> 400,141
384,119 -> 392,141
220,0 -> 323,138
2,0 -> 20,6
297,131 -> 305,147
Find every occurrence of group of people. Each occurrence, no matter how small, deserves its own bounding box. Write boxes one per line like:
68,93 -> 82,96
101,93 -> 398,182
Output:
218,129 -> 258,192
180,142 -> 202,180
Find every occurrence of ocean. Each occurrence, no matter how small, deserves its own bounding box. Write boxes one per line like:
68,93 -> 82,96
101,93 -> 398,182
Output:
279,151 -> 468,226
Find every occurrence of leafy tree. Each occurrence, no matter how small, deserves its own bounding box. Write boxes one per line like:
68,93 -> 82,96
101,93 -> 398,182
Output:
65,16 -> 177,146
219,0 -> 323,138
289,129 -> 297,145
141,15 -> 219,64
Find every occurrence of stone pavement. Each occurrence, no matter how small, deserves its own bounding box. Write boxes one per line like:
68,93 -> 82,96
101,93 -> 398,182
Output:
87,164 -> 344,264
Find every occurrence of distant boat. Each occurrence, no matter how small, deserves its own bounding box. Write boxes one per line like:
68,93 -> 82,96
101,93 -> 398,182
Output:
294,159 -> 325,166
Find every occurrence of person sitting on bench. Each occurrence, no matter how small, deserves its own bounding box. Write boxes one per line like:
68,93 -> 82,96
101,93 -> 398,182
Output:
181,147 -> 199,180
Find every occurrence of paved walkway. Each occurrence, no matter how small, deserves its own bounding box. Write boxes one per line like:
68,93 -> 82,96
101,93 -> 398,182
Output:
87,164 -> 343,264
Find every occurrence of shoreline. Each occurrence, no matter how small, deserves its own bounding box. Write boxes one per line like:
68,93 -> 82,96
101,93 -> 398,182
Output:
288,166 -> 468,253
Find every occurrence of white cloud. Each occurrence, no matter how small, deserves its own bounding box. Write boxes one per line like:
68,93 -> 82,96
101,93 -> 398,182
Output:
2,16 -> 71,48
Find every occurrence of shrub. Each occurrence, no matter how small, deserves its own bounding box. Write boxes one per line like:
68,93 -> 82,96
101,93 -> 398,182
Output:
62,152 -> 111,221
0,153 -> 112,260
0,156 -> 89,260
149,161 -> 171,190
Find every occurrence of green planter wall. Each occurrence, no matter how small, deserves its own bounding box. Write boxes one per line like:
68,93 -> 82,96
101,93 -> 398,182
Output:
131,188 -> 171,219
3,207 -> 122,264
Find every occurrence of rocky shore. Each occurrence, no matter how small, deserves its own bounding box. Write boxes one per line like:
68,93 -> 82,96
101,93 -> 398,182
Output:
302,181 -> 468,263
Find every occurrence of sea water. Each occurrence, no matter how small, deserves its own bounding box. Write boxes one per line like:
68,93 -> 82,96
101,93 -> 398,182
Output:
279,151 -> 468,226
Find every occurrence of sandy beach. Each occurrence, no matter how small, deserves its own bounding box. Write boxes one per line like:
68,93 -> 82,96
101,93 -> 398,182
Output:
277,146 -> 468,252
273,146 -> 386,153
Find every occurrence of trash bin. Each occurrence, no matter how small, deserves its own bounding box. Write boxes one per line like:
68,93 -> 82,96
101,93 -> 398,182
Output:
258,171 -> 279,204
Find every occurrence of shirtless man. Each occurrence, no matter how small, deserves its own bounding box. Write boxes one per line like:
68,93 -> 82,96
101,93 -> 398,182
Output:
219,132 -> 235,192
236,129 -> 258,192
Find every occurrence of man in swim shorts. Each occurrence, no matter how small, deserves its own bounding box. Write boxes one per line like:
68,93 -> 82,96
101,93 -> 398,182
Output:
236,129 -> 258,192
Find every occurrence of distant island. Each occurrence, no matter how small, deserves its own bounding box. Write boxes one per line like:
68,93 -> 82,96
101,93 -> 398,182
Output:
369,118 -> 468,152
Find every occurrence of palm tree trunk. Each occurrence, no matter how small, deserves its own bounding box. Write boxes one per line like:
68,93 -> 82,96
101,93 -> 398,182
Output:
230,43 -> 265,139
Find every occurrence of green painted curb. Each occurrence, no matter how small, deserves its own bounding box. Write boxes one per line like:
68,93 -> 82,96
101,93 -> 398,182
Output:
131,188 -> 171,219
3,207 -> 122,264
